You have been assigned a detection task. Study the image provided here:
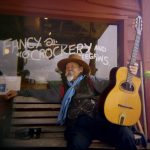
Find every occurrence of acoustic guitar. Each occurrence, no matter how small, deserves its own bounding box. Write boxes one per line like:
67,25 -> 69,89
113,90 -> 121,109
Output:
103,16 -> 142,126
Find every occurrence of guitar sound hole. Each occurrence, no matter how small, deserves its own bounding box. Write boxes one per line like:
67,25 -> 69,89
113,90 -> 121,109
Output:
121,82 -> 134,92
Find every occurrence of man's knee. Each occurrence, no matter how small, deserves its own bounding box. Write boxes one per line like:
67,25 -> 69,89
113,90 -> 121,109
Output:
116,127 -> 137,150
119,127 -> 135,141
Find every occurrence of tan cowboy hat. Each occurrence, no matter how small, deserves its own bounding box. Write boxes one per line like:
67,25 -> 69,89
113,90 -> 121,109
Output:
57,54 -> 90,75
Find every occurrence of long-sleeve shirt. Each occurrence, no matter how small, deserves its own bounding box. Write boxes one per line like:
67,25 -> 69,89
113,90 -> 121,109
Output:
17,76 -> 109,103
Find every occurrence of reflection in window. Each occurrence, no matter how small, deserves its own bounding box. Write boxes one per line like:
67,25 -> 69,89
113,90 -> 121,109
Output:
0,15 -> 117,82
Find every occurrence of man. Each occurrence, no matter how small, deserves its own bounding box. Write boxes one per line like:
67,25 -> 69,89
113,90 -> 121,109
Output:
5,54 -> 139,150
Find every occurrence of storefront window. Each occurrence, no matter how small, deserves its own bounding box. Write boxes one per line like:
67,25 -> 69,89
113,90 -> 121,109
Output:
0,15 -> 117,82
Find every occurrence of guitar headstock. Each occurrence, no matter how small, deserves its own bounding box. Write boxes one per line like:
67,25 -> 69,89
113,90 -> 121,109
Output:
135,16 -> 143,35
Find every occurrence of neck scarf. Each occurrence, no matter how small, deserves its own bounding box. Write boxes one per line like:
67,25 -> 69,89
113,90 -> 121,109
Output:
57,75 -> 84,125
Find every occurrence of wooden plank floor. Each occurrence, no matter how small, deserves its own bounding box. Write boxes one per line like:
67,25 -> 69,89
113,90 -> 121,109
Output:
2,139 -> 150,149
2,138 -> 115,149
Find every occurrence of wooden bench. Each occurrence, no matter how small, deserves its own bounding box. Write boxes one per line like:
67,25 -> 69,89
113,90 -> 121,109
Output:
2,96 -> 116,149
1,96 -> 147,149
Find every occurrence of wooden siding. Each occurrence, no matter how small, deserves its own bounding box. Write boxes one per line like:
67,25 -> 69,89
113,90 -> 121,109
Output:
0,0 -> 140,19
141,0 -> 150,140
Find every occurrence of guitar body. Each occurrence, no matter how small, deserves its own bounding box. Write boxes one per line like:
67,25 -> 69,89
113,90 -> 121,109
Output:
104,67 -> 141,126
103,16 -> 142,126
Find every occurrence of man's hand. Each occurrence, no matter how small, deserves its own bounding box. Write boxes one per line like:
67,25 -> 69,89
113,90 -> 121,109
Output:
4,90 -> 18,100
129,63 -> 139,75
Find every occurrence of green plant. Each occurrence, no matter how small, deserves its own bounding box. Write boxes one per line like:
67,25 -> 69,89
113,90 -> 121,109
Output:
144,71 -> 150,78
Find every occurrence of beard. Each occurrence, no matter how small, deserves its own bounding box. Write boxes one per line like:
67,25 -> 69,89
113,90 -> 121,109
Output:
65,71 -> 74,82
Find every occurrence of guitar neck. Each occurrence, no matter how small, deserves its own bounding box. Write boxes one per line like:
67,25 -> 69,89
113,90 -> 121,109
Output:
130,33 -> 141,66
127,33 -> 141,83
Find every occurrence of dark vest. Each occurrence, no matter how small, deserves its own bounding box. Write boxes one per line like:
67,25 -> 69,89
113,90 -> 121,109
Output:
65,77 -> 98,120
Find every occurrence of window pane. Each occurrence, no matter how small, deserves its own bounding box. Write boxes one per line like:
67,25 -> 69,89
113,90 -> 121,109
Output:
0,15 -> 118,82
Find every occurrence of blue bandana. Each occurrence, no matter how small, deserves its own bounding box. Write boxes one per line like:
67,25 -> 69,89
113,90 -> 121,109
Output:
57,75 -> 85,125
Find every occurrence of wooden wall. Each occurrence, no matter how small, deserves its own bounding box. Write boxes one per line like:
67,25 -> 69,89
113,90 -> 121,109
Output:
0,0 -> 141,20
141,0 -> 150,140
0,0 -> 150,139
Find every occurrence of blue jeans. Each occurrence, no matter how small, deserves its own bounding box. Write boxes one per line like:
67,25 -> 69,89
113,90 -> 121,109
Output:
64,114 -> 137,150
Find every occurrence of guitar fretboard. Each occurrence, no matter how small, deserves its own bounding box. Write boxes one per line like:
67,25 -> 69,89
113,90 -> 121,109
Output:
127,33 -> 141,84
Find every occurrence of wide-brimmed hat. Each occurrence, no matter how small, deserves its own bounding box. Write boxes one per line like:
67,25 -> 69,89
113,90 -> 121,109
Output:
57,54 -> 90,75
